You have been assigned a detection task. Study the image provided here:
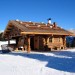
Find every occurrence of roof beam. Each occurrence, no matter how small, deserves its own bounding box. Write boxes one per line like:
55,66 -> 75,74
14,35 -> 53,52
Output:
21,32 -> 71,36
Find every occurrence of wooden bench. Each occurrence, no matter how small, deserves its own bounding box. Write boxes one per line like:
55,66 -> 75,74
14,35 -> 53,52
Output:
48,44 -> 64,50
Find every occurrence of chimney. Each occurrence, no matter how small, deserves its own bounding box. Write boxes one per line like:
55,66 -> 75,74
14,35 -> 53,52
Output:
47,18 -> 51,24
53,22 -> 57,28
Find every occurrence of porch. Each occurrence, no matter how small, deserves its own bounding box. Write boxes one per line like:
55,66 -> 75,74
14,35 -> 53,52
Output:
6,34 -> 66,53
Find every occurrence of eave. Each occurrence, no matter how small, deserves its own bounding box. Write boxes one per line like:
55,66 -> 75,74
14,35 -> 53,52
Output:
21,32 -> 72,36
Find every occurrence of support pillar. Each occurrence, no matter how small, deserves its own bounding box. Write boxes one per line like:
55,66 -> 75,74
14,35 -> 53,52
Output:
23,37 -> 27,51
21,36 -> 25,51
43,37 -> 45,46
27,36 -> 31,53
63,36 -> 66,49
44,36 -> 48,50
15,37 -> 19,51
45,37 -> 48,45
8,39 -> 10,45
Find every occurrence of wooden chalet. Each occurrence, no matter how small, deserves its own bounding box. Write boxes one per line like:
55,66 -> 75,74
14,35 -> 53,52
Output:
3,19 -> 73,53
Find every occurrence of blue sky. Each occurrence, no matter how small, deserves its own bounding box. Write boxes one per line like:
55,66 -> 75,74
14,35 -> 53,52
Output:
0,0 -> 75,30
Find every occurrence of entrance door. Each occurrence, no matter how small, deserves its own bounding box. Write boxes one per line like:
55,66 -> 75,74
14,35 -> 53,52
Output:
30,37 -> 34,50
39,36 -> 44,50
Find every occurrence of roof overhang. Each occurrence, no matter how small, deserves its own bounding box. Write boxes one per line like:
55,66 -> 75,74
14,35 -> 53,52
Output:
21,32 -> 72,36
2,21 -> 12,38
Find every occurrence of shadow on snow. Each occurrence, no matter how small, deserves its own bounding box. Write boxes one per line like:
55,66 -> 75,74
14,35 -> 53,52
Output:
5,51 -> 75,73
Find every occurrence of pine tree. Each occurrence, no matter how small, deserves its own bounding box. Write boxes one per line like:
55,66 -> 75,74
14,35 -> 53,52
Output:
0,32 -> 5,41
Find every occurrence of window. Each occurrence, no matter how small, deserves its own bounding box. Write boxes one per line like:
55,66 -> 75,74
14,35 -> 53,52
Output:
49,37 -> 52,42
54,37 -> 60,43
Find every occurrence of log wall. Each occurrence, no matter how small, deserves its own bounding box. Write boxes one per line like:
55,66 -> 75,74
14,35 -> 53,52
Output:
47,35 -> 66,50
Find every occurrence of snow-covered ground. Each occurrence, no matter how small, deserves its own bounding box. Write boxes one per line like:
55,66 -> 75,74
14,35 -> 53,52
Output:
0,41 -> 75,75
0,40 -> 16,50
